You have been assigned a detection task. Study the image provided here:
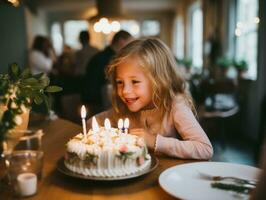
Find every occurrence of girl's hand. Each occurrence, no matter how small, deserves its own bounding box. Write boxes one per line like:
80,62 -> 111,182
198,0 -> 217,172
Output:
129,128 -> 156,150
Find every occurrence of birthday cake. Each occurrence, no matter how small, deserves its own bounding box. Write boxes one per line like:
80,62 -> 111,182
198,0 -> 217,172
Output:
64,121 -> 151,178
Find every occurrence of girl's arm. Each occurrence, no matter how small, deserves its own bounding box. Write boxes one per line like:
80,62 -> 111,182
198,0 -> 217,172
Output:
155,100 -> 213,160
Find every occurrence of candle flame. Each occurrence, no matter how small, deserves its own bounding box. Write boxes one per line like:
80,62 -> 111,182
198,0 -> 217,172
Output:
124,118 -> 129,129
118,118 -> 123,129
92,116 -> 100,132
104,118 -> 111,130
81,105 -> 86,118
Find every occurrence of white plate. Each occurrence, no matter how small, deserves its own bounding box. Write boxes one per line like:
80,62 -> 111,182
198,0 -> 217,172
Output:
159,162 -> 262,200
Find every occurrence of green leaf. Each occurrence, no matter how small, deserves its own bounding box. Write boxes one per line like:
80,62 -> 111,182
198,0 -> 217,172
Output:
43,95 -> 51,110
34,94 -> 43,105
23,77 -> 39,85
8,63 -> 20,80
39,75 -> 50,87
28,85 -> 44,90
22,77 -> 38,86
33,73 -> 45,79
45,86 -> 63,93
20,68 -> 31,79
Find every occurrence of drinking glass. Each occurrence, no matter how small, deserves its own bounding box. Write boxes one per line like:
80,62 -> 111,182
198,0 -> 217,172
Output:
2,129 -> 44,197
3,129 -> 44,154
5,150 -> 44,197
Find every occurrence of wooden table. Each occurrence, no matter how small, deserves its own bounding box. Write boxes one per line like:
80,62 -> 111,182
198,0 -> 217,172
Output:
1,118 -> 195,200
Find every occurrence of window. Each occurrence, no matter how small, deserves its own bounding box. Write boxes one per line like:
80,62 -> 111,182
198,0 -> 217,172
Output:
63,20 -> 88,50
51,20 -> 89,55
174,17 -> 184,59
141,20 -> 160,36
188,2 -> 203,69
120,20 -> 140,37
235,0 -> 259,80
51,23 -> 63,56
121,19 -> 161,38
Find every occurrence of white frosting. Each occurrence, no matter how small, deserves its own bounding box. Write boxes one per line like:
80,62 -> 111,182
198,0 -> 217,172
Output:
65,128 -> 151,177
65,152 -> 151,177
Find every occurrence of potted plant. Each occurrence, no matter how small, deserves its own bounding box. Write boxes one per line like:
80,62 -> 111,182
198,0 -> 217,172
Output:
216,56 -> 233,77
233,60 -> 248,78
0,63 -> 62,153
177,58 -> 193,80
178,58 -> 192,69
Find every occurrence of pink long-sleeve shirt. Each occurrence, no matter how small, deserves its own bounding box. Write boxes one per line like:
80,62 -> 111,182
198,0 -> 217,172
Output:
87,96 -> 213,160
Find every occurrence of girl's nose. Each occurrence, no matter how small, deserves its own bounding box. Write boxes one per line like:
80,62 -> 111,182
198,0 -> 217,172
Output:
122,83 -> 132,94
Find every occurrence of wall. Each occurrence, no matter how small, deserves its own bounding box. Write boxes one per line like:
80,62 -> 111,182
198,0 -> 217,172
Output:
172,1 -> 186,56
127,10 -> 175,47
25,9 -> 49,50
231,0 -> 265,141
45,7 -> 104,50
0,5 -> 27,72
248,0 -> 266,140
42,7 -> 176,51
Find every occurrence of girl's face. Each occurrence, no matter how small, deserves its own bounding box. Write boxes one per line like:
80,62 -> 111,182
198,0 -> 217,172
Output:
116,56 -> 154,112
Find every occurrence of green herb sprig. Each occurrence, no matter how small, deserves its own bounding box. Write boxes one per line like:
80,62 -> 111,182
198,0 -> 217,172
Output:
117,151 -> 134,163
211,182 -> 255,194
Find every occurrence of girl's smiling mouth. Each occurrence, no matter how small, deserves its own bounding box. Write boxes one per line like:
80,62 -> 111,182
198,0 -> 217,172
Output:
125,97 -> 139,105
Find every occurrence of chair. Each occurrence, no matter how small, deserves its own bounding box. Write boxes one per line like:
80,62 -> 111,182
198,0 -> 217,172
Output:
198,78 -> 239,149
60,94 -> 82,123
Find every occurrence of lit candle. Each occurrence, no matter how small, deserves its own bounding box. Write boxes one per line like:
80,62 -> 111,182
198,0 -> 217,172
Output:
92,116 -> 100,133
17,172 -> 37,196
81,105 -> 87,137
118,118 -> 123,134
104,118 -> 111,130
124,118 -> 129,134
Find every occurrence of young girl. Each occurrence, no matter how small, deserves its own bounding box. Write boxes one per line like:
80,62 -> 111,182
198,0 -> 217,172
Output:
87,38 -> 213,160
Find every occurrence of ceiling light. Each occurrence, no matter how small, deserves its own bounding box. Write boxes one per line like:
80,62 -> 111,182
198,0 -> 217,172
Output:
89,0 -> 127,34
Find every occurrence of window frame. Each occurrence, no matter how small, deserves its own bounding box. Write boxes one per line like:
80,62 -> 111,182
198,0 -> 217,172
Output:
188,1 -> 203,70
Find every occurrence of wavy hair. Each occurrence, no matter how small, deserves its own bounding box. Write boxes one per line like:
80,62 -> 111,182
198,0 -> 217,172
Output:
106,38 -> 195,120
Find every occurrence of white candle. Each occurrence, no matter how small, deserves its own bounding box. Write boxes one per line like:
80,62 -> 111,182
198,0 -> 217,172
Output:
92,116 -> 100,133
17,172 -> 37,196
104,118 -> 111,130
81,105 -> 87,137
118,118 -> 123,134
124,118 -> 129,134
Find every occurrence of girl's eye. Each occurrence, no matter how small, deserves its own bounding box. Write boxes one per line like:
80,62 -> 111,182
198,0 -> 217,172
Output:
132,80 -> 140,84
116,80 -> 123,85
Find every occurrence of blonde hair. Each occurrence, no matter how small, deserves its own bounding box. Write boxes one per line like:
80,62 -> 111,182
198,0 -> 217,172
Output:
106,38 -> 195,120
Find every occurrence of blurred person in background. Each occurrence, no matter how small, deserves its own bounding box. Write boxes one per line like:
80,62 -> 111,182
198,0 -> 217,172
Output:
29,35 -> 56,75
55,45 -> 76,76
75,30 -> 99,76
83,30 -> 133,117
29,35 -> 58,117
